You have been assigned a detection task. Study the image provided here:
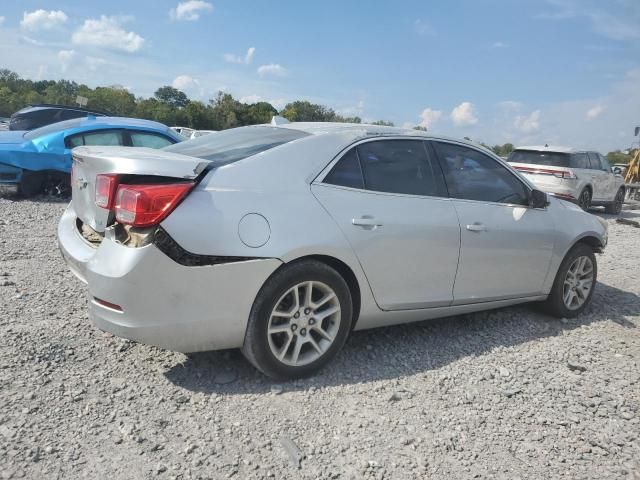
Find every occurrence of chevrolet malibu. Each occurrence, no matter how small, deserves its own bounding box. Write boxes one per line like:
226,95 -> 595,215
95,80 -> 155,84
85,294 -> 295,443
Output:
58,122 -> 608,379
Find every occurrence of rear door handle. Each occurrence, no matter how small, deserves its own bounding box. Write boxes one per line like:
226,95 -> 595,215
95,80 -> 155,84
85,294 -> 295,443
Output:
352,217 -> 383,229
466,223 -> 487,232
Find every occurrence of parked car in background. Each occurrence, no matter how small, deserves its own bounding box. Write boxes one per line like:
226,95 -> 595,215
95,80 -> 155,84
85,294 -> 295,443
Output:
0,116 -> 182,196
508,146 -> 625,213
58,122 -> 607,379
170,126 -> 195,139
191,130 -> 217,138
611,163 -> 628,176
9,104 -> 109,131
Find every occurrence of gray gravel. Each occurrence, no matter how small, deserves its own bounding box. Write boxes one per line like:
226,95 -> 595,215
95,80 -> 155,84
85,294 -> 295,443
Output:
1,197 -> 639,480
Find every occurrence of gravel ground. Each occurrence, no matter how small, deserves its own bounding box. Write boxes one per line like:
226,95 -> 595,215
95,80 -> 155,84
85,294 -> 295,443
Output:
1,197 -> 639,480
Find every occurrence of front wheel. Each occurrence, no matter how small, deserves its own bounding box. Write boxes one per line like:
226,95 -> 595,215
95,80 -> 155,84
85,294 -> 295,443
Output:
543,243 -> 597,318
241,260 -> 353,380
18,171 -> 45,197
604,188 -> 624,214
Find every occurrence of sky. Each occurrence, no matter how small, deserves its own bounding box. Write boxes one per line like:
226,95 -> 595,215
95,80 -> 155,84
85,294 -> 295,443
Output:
0,0 -> 639,152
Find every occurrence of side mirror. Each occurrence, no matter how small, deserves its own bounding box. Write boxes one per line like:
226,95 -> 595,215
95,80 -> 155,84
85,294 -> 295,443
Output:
529,189 -> 549,209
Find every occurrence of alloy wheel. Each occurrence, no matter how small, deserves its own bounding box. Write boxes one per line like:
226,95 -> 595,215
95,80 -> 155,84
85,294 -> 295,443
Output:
267,281 -> 341,366
563,256 -> 594,310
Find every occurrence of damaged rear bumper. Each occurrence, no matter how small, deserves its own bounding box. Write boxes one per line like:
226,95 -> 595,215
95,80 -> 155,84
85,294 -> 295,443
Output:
58,202 -> 282,352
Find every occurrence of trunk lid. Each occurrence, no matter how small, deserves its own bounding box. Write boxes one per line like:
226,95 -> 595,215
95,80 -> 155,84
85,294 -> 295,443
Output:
71,146 -> 210,232
509,161 -> 574,182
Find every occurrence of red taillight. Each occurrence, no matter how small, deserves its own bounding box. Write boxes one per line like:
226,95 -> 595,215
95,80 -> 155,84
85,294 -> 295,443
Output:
95,174 -> 119,209
553,170 -> 577,179
114,183 -> 194,227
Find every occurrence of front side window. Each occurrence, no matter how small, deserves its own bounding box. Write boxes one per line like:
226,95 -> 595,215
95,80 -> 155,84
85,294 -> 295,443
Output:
356,140 -> 438,196
597,153 -> 611,172
570,153 -> 590,169
130,131 -> 174,149
433,142 -> 529,205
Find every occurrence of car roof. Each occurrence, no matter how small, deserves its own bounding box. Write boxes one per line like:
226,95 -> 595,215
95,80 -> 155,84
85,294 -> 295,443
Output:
23,116 -> 175,140
272,121 -> 488,149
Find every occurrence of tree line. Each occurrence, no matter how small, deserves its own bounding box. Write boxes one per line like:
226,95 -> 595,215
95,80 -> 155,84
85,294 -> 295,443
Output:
0,69 -> 632,162
0,69 -> 393,131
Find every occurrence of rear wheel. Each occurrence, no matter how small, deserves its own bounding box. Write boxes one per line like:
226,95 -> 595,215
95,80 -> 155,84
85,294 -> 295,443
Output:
543,243 -> 597,318
604,188 -> 624,214
577,188 -> 591,211
18,171 -> 45,197
242,260 -> 353,380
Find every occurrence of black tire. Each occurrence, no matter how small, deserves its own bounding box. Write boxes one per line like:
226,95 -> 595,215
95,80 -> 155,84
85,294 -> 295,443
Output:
543,243 -> 597,318
18,171 -> 45,197
577,188 -> 591,211
604,188 -> 624,214
241,259 -> 353,380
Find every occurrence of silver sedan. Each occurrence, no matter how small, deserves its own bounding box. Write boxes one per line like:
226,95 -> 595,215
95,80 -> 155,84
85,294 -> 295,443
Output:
58,122 -> 608,379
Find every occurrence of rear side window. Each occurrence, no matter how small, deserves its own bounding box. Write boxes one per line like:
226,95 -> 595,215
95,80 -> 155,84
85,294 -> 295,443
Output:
356,140 -> 439,196
570,153 -> 589,169
598,153 -> 611,172
164,126 -> 309,166
324,148 -> 364,189
66,130 -> 124,148
434,142 -> 529,205
130,131 -> 174,149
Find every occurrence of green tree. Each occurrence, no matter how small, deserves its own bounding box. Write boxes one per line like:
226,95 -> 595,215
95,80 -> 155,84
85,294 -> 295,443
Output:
246,101 -> 278,125
606,150 -> 632,164
88,87 -> 136,116
413,126 -> 427,131
182,100 -> 211,129
154,86 -> 189,109
370,120 -> 395,126
280,101 -> 338,122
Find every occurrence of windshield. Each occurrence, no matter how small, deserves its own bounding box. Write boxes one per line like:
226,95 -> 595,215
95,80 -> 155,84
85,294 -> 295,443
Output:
164,126 -> 309,165
508,150 -> 570,167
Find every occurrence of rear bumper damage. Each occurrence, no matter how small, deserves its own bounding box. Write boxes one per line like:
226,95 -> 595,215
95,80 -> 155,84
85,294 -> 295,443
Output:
58,202 -> 282,352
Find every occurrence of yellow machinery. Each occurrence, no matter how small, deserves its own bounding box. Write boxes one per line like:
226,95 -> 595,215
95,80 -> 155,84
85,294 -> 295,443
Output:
624,149 -> 640,184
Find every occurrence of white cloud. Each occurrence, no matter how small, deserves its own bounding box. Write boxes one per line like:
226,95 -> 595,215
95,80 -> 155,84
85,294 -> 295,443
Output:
414,19 -> 435,36
58,50 -> 75,72
224,47 -> 255,65
86,56 -> 107,72
169,1 -> 214,21
491,41 -> 507,48
0,16 -> 5,26
172,74 -> 198,90
514,110 -> 541,133
450,102 -> 478,126
418,107 -> 443,129
269,98 -> 287,110
239,94 -> 262,104
21,10 -> 68,31
72,16 -> 144,53
257,64 -> 287,78
497,100 -> 523,111
586,104 -> 606,120
537,1 -> 640,41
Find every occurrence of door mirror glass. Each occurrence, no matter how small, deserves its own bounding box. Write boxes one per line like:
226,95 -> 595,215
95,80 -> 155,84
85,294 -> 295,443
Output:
529,189 -> 548,208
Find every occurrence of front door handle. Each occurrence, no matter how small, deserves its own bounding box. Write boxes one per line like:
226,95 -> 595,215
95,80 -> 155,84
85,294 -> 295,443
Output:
352,217 -> 383,229
466,223 -> 487,232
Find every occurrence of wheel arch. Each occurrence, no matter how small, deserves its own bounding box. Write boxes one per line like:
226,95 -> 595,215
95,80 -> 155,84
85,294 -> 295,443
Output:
274,254 -> 362,329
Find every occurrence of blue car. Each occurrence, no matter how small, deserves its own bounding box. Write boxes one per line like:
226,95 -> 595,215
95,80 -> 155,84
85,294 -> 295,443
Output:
0,116 -> 183,196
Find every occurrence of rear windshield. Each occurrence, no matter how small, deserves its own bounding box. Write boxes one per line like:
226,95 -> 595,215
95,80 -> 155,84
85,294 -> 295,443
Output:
163,126 -> 309,165
23,118 -> 85,139
508,150 -> 570,167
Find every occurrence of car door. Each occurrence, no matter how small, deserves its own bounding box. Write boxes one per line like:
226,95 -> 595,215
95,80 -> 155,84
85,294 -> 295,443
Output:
595,153 -> 616,201
430,140 -> 556,304
311,139 -> 461,310
587,152 -> 608,200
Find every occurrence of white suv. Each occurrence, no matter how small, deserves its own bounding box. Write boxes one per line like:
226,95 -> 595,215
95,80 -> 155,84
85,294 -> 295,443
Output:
508,146 -> 625,213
